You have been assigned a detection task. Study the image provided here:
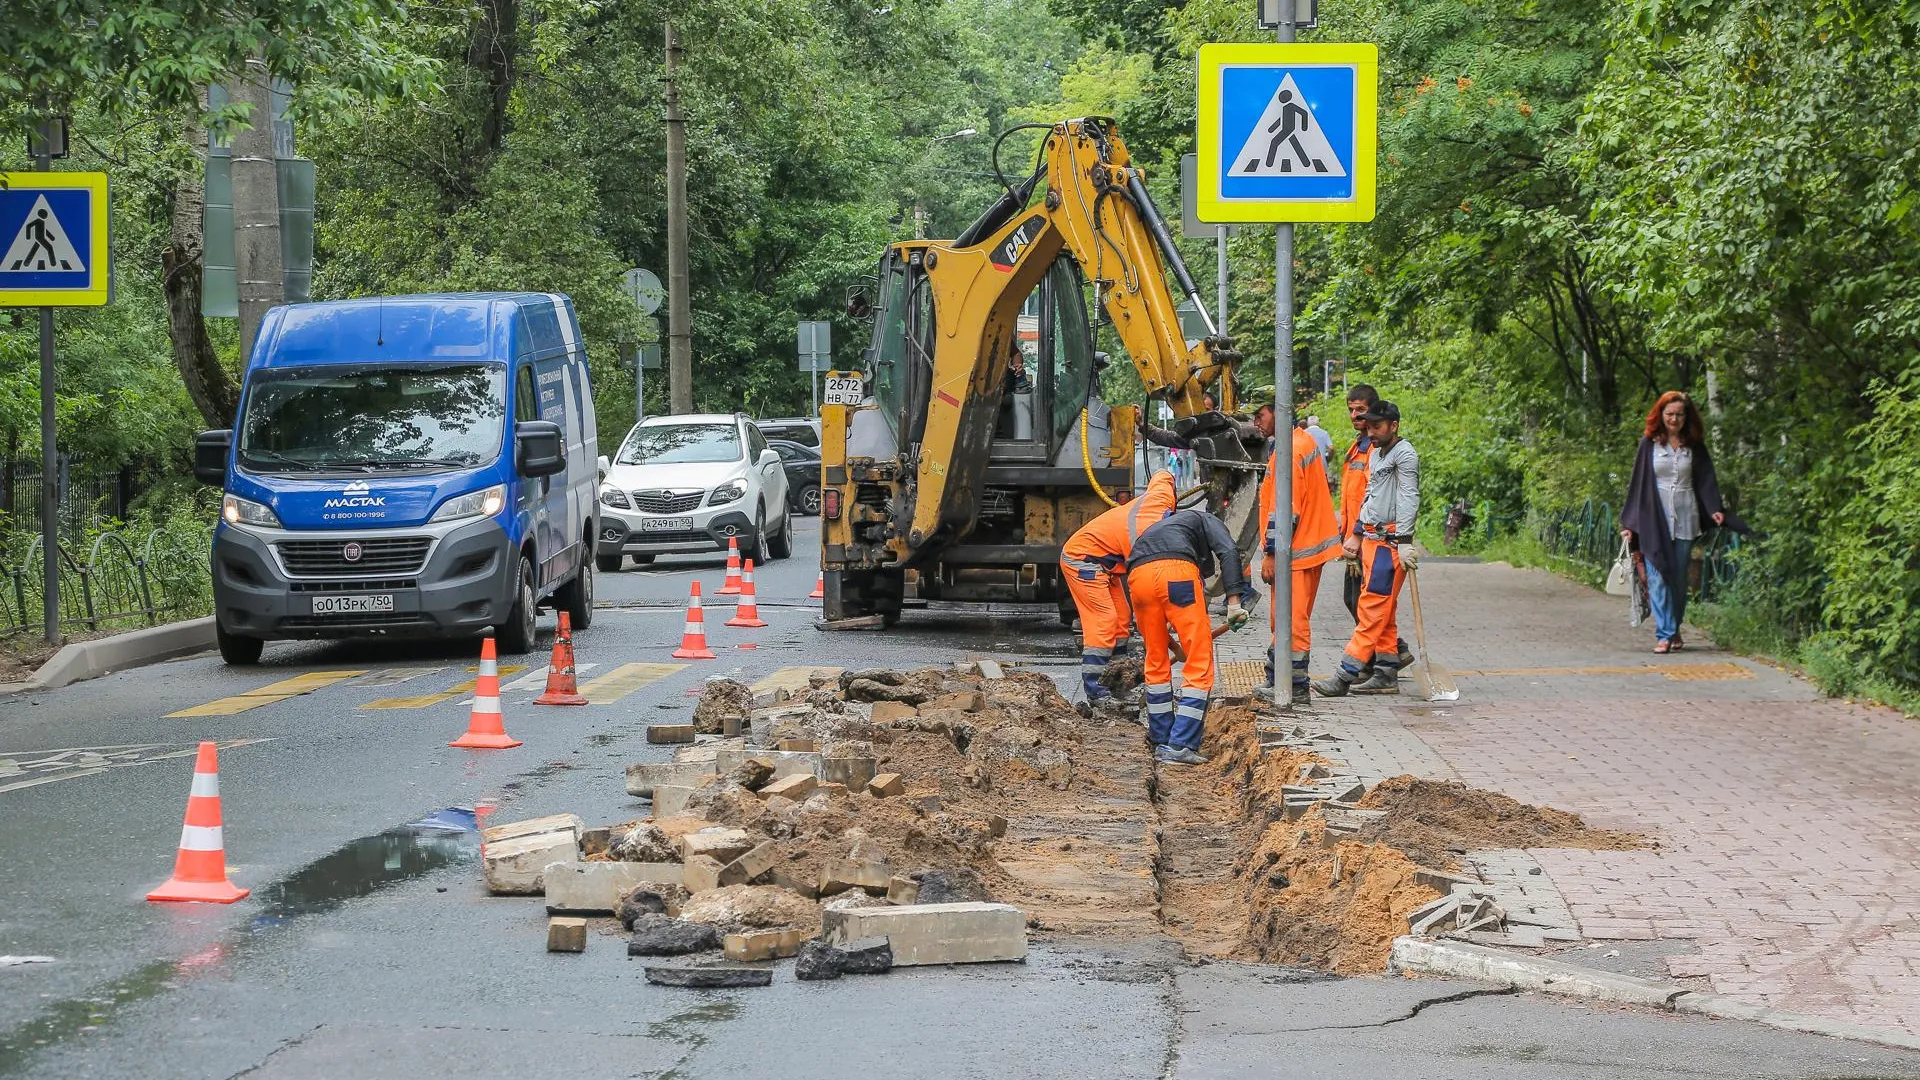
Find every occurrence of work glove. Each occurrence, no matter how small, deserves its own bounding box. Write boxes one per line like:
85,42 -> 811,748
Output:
1226,603 -> 1249,631
1400,547 -> 1419,571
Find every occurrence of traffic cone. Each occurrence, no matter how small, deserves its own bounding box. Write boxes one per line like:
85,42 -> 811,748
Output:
534,611 -> 589,706
147,741 -> 250,904
717,537 -> 744,595
726,559 -> 769,628
450,636 -> 523,748
809,571 -> 824,600
672,581 -> 718,659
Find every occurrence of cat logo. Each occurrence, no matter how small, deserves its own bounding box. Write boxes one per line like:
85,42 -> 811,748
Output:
990,214 -> 1046,270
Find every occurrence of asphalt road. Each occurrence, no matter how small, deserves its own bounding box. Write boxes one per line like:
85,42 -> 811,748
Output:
3,516 -> 1918,1079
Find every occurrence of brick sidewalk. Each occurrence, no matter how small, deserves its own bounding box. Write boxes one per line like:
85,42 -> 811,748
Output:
1276,558 -> 1920,1040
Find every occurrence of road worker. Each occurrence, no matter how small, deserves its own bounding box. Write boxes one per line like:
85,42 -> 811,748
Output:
1335,383 -> 1412,675
1256,421 -> 1340,706
1127,507 -> 1254,765
1316,400 -> 1420,696
1060,470 -> 1179,703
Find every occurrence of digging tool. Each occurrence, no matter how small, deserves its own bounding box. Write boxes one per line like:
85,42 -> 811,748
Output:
1403,565 -> 1459,702
1168,591 -> 1262,663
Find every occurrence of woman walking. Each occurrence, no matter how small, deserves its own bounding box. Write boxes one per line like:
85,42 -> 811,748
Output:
1619,391 -> 1742,653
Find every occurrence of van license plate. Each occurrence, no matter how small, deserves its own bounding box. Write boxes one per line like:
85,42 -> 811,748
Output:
640,517 -> 693,531
311,594 -> 394,615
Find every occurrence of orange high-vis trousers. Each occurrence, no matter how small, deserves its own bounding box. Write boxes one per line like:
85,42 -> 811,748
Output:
1338,536 -> 1405,677
1061,556 -> 1131,651
1130,559 -> 1215,696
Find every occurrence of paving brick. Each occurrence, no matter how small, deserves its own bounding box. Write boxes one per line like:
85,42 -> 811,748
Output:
818,857 -> 891,897
648,724 -> 696,744
717,840 -> 779,888
868,701 -> 918,724
652,785 -> 696,818
626,760 -> 717,797
547,916 -> 587,953
867,772 -> 905,797
714,748 -> 821,780
759,773 -> 816,801
677,827 -> 755,863
924,690 -> 984,713
683,854 -> 727,894
481,813 -> 583,845
822,901 -> 1028,966
544,861 -> 685,914
887,876 -> 921,905
483,830 -> 579,895
723,927 -> 805,961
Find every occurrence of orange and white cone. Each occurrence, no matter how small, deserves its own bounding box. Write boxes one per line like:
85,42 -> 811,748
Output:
726,559 -> 769,628
717,537 -> 744,595
672,581 -> 718,659
147,741 -> 250,904
534,611 -> 588,706
450,636 -> 523,748
809,571 -> 824,600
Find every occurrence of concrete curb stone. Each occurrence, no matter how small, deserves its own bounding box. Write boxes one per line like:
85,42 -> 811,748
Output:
19,617 -> 216,691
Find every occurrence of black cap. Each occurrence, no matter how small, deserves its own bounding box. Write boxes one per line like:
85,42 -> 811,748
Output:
1362,399 -> 1400,423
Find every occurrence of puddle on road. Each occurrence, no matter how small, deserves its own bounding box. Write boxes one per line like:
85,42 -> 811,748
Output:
647,1000 -> 742,1080
0,813 -> 480,1075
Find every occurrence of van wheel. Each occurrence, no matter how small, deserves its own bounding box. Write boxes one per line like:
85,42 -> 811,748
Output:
768,510 -> 794,561
596,553 -> 624,574
559,554 -> 594,630
496,555 -> 538,654
216,622 -> 263,666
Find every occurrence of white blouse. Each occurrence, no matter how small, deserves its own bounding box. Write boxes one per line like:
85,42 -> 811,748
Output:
1652,441 -> 1699,541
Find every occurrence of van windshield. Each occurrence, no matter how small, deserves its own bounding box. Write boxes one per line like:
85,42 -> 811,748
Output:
239,364 -> 506,473
618,424 -> 742,465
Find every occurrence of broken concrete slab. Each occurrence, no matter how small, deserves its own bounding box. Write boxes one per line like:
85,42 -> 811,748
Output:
822,901 -> 1027,966
717,840 -> 779,888
821,756 -> 876,790
627,914 -> 722,956
547,916 -> 587,953
723,927 -> 805,962
644,963 -> 772,988
676,827 -> 755,864
887,876 -> 920,905
867,772 -> 905,797
580,826 -> 613,857
758,774 -> 816,801
483,830 -> 579,895
922,690 -> 984,713
651,785 -> 696,819
481,813 -> 583,845
818,857 -> 891,897
544,861 -> 685,914
648,724 -> 696,745
683,854 -> 727,894
867,701 -> 917,724
713,748 -> 821,781
627,760 -> 718,797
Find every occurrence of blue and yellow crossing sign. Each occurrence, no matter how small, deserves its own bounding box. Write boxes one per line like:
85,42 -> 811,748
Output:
0,172 -> 110,306
1196,43 -> 1377,224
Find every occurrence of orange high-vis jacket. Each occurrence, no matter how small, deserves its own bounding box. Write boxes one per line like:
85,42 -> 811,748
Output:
1063,471 -> 1179,569
1335,434 -> 1374,538
1259,428 -> 1341,570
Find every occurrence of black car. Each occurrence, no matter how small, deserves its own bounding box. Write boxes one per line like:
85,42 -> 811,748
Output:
770,438 -> 822,515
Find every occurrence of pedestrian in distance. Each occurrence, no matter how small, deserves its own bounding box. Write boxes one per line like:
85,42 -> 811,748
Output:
1305,413 -> 1332,469
1619,391 -> 1747,654
1316,399 -> 1419,697
1127,507 -> 1255,765
1060,471 -> 1179,704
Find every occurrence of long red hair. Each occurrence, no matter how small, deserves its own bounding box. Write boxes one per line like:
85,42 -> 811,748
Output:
1643,391 -> 1705,445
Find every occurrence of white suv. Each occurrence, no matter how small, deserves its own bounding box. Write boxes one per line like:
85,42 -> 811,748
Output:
595,414 -> 794,570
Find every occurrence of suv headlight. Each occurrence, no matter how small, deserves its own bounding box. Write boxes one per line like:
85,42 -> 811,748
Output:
221,493 -> 281,528
708,479 -> 747,507
600,487 -> 632,509
431,484 -> 507,523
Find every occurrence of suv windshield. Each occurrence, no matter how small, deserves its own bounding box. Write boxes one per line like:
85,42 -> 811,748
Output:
619,424 -> 742,465
238,364 -> 505,473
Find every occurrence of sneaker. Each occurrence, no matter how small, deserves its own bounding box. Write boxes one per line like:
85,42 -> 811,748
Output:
1153,745 -> 1209,765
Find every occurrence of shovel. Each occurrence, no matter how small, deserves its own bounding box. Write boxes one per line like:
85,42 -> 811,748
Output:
1403,565 -> 1460,702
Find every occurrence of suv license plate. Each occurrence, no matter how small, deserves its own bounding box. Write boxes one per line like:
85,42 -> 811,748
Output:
311,594 -> 394,615
640,517 -> 693,531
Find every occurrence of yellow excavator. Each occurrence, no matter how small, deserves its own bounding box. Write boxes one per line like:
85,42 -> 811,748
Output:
819,118 -> 1264,625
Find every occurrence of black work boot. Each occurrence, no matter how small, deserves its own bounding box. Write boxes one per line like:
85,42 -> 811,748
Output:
1352,661 -> 1401,694
1311,671 -> 1356,697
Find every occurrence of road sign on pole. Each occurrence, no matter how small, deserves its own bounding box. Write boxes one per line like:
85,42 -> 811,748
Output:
1195,43 -> 1378,224
798,320 -> 831,416
623,268 -> 664,315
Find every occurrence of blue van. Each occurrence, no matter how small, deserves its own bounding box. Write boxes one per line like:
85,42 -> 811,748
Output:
194,293 -> 600,664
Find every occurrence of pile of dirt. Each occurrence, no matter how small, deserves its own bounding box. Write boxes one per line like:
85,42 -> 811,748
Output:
1097,656 -> 1146,697
1352,777 -> 1649,869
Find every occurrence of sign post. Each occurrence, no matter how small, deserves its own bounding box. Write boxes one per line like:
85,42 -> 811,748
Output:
1197,39 -> 1377,705
2,155 -> 110,645
798,320 -> 831,416
623,268 -> 664,424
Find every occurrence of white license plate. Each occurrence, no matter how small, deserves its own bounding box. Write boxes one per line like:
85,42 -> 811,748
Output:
823,374 -> 863,406
311,594 -> 395,615
640,517 -> 694,531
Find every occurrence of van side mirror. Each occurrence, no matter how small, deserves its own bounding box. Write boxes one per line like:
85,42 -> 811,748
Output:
597,454 -> 611,482
194,430 -> 232,486
516,420 -> 566,477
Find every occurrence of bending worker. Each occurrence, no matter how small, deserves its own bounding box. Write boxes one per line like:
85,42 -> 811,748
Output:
1316,400 -> 1420,696
1257,418 -> 1340,705
1127,506 -> 1254,765
1060,470 -> 1179,703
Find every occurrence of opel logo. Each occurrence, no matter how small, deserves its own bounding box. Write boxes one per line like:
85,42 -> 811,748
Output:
343,542 -> 364,563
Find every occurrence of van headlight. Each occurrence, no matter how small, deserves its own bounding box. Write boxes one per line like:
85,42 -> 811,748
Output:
222,493 -> 281,528
431,484 -> 507,523
708,479 -> 747,507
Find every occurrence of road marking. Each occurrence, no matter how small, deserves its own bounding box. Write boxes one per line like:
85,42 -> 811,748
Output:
577,663 -> 685,705
750,666 -> 841,699
359,666 -> 528,710
359,666 -> 447,687
0,738 -> 272,796
167,671 -> 368,717
501,662 -> 600,693
1456,662 -> 1752,682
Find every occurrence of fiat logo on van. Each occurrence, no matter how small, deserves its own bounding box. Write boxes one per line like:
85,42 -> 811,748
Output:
342,542 -> 364,563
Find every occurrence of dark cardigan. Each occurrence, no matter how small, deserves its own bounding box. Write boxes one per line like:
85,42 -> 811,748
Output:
1620,437 -> 1749,589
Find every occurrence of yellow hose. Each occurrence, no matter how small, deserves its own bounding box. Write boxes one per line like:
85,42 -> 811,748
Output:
1081,408 -> 1121,508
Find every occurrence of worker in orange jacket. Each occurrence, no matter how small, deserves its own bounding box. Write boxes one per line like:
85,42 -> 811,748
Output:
1257,424 -> 1341,705
1335,383 -> 1411,674
1060,471 -> 1179,703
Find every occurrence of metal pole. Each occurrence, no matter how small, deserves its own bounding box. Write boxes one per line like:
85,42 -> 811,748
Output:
32,137 -> 59,645
636,345 -> 645,425
664,23 -> 694,414
1271,10 -> 1296,705
811,366 -> 819,417
1216,224 -> 1229,343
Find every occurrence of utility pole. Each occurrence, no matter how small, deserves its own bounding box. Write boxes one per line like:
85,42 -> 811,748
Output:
231,56 -> 283,362
1270,7 -> 1297,707
664,23 -> 694,414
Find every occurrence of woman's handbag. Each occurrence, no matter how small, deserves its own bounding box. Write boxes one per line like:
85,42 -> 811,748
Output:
1605,538 -> 1633,596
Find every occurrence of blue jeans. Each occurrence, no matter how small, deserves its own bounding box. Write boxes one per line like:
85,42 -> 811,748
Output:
1645,538 -> 1693,642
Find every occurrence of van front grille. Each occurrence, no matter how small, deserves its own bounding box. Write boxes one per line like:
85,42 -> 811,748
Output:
276,537 -> 431,577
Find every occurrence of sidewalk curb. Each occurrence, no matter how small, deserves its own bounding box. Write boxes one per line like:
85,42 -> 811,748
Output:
1389,937 -> 1920,1052
18,617 -> 216,692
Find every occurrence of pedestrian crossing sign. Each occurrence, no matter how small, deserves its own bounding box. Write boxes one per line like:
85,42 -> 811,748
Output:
1196,43 -> 1377,223
0,172 -> 110,306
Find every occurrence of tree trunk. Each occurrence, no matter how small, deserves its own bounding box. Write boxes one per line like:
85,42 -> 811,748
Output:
231,56 -> 284,364
163,105 -> 240,428
468,0 -> 519,159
